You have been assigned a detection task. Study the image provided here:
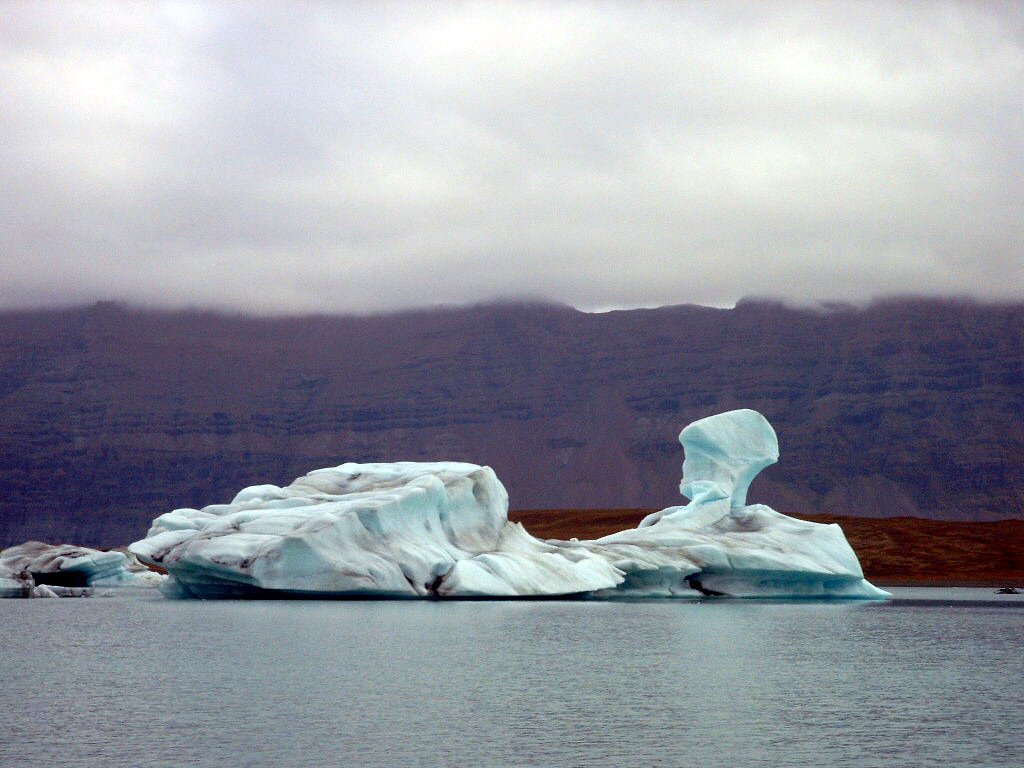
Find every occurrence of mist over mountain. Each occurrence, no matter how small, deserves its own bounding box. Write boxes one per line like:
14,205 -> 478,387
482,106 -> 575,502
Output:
1,297 -> 1021,547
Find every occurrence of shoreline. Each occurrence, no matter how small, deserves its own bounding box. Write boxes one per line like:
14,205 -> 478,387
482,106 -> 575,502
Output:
875,581 -> 1022,589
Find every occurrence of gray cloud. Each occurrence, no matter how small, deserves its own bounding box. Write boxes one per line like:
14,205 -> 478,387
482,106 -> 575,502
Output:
1,0 -> 1022,313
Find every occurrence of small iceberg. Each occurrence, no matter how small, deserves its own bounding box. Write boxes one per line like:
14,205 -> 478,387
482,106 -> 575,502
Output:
0,541 -> 165,597
562,410 -> 889,599
130,409 -> 888,600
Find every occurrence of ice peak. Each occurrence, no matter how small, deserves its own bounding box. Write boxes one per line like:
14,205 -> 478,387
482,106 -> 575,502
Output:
679,409 -> 779,509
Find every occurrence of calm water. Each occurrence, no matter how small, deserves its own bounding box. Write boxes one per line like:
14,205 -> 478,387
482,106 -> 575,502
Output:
2,589 -> 1022,768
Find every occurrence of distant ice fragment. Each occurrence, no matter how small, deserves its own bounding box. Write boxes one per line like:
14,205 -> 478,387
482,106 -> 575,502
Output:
0,541 -> 165,597
130,410 -> 888,600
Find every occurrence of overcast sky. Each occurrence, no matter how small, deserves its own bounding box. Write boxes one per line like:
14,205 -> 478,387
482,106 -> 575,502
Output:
1,1 -> 1021,314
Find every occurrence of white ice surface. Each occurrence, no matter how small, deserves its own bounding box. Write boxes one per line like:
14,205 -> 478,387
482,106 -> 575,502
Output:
130,410 -> 888,600
132,462 -> 621,598
0,541 -> 164,597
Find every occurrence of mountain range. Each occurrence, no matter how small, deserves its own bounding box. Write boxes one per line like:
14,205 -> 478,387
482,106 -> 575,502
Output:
1,297 -> 1021,547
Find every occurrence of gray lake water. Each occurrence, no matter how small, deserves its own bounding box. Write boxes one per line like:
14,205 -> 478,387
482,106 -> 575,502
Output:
2,589 -> 1022,768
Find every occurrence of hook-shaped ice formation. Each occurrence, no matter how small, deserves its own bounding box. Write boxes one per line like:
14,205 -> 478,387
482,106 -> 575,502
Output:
679,409 -> 779,509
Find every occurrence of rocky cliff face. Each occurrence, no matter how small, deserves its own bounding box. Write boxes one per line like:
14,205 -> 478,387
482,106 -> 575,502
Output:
1,298 -> 1021,546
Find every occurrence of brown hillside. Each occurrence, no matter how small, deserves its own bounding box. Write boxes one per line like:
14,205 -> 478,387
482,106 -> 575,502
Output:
1,298 -> 1022,546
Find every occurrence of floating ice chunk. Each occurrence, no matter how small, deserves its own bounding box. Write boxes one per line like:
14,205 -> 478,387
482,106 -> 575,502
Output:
0,541 -> 164,596
567,409 -> 888,599
130,410 -> 887,600
132,462 -> 620,598
32,584 -> 91,598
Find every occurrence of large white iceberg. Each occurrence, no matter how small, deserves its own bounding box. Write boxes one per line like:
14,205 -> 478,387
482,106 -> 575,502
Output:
130,463 -> 620,598
130,409 -> 888,600
0,541 -> 164,597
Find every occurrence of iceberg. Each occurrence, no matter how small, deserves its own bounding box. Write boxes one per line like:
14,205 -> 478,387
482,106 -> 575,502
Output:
0,541 -> 165,597
130,409 -> 887,600
131,462 -> 621,598
564,409 -> 889,598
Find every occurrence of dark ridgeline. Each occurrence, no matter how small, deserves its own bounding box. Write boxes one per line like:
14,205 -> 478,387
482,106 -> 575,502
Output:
0,297 -> 1021,547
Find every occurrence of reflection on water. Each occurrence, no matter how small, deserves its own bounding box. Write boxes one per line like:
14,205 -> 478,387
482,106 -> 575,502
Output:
2,589 -> 1022,767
